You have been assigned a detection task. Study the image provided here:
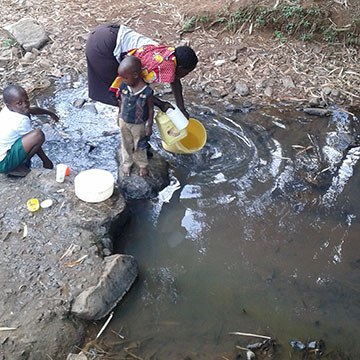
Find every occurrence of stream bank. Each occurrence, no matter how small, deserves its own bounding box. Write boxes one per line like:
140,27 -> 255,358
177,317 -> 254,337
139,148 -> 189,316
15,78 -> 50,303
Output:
0,169 -> 135,359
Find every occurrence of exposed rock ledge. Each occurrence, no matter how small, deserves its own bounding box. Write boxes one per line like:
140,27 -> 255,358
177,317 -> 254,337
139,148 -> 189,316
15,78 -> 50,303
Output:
0,168 -> 137,359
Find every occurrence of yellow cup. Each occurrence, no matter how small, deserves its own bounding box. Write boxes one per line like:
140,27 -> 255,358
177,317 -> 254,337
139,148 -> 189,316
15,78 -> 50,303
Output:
27,198 -> 39,212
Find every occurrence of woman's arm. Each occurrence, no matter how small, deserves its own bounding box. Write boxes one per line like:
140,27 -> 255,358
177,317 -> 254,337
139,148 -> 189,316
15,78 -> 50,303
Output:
170,78 -> 189,118
153,96 -> 173,113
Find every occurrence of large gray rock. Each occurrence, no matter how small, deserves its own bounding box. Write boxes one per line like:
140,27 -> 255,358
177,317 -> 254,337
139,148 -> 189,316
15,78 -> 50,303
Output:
117,151 -> 170,199
4,18 -> 49,51
71,254 -> 138,320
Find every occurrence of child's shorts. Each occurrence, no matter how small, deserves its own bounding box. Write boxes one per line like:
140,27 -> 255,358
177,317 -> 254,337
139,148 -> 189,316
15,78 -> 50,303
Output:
0,138 -> 27,173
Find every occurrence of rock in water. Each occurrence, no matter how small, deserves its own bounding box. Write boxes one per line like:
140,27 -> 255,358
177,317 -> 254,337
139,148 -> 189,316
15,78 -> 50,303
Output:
71,254 -> 138,320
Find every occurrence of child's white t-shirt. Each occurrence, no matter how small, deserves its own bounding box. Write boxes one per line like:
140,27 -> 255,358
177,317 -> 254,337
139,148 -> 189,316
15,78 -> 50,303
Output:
0,106 -> 32,162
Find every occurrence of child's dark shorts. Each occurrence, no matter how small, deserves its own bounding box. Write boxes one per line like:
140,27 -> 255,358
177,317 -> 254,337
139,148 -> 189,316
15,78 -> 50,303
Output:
0,138 -> 27,173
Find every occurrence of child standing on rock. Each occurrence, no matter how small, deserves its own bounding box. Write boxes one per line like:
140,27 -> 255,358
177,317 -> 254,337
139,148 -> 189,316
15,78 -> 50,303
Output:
117,56 -> 154,177
0,84 -> 59,177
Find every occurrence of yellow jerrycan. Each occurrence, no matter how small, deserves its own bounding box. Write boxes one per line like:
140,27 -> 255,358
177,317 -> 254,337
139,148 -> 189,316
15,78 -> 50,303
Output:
155,110 -> 188,146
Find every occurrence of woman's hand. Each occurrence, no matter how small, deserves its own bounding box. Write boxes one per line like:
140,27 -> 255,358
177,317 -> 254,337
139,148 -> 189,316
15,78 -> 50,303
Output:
160,101 -> 174,113
179,107 -> 189,119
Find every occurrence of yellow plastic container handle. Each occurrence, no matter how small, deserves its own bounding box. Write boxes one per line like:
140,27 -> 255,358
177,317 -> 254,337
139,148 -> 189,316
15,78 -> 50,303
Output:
27,198 -> 39,212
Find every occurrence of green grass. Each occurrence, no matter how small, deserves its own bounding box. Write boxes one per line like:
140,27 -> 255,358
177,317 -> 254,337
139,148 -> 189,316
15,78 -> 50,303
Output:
182,1 -> 359,46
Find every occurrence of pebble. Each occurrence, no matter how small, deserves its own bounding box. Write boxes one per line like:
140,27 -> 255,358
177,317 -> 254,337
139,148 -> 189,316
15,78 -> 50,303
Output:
309,97 -> 320,106
264,86 -> 273,97
331,88 -> 340,97
282,76 -> 295,88
322,87 -> 332,96
73,98 -> 86,109
214,59 -> 226,66
303,108 -> 331,117
235,82 -> 250,96
22,52 -> 35,62
83,103 -> 98,114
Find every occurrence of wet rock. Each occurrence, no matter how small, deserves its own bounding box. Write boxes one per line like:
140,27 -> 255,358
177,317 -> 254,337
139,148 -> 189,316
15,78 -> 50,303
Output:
4,18 -> 49,51
303,107 -> 331,116
102,129 -> 119,137
83,103 -> 98,114
73,98 -> 86,109
290,339 -> 306,350
224,103 -> 244,113
71,254 -> 138,320
243,100 -> 253,108
117,151 -> 170,199
234,82 -> 250,96
282,76 -> 295,88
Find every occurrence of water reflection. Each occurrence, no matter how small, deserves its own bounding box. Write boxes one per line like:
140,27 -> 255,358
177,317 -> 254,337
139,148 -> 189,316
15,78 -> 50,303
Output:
115,99 -> 360,358
34,78 -> 360,358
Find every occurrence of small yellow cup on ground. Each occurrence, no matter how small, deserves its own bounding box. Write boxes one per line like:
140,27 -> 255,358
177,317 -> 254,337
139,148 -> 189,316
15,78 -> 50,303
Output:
27,198 -> 39,212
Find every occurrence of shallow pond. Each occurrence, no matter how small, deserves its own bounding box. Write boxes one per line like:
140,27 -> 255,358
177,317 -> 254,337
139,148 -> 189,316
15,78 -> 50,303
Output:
35,78 -> 360,359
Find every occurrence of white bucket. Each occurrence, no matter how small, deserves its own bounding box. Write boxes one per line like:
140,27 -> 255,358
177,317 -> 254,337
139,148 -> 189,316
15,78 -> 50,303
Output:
74,169 -> 114,203
166,106 -> 189,130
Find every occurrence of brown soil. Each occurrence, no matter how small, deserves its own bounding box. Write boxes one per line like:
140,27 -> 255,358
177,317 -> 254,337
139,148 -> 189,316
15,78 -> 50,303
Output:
0,0 -> 359,108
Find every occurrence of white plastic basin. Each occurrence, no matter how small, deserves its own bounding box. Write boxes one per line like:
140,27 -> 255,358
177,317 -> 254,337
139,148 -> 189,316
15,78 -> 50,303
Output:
74,169 -> 114,203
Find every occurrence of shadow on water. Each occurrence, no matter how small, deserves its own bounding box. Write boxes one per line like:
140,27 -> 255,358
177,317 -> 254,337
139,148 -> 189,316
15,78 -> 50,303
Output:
35,78 -> 360,359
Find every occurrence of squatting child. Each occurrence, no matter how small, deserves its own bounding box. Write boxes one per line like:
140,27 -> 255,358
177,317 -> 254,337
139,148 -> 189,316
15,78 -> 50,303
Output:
0,84 -> 59,177
117,56 -> 154,177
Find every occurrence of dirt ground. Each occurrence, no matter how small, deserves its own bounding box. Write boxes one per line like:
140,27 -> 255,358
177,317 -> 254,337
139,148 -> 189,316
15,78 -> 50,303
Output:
0,0 -> 359,110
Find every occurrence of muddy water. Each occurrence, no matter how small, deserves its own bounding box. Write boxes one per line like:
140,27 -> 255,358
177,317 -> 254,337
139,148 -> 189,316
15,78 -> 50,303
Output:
35,79 -> 360,359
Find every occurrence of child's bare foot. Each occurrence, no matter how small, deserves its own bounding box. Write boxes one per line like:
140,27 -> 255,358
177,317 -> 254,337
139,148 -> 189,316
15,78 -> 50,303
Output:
122,166 -> 130,176
139,167 -> 148,177
43,159 -> 54,169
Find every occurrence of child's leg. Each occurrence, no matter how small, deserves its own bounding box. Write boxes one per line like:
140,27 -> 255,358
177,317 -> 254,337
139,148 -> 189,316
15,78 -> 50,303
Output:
119,118 -> 134,174
133,123 -> 148,176
21,129 -> 53,169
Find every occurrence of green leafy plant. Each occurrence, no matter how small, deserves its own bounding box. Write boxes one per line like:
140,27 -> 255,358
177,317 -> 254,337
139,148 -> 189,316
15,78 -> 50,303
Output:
199,16 -> 210,24
2,38 -> 15,47
321,26 -> 339,43
273,30 -> 283,39
183,16 -> 196,30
